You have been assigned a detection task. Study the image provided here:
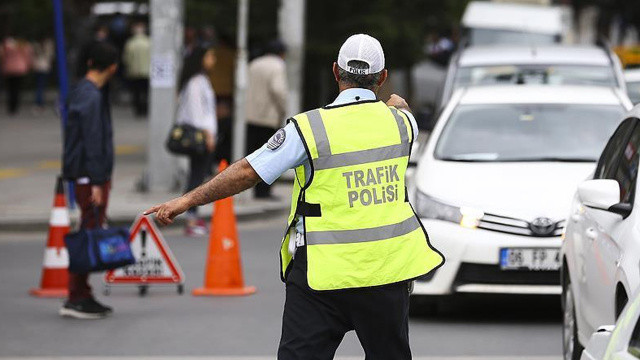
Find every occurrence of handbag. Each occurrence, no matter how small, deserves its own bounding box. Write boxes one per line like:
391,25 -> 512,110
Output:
165,123 -> 207,156
64,209 -> 135,273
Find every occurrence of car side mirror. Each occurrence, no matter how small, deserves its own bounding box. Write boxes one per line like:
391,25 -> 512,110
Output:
578,179 -> 631,218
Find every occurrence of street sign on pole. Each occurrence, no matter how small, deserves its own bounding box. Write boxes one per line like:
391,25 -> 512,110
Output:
145,0 -> 183,191
52,0 -> 75,208
278,0 -> 306,117
232,0 -> 249,163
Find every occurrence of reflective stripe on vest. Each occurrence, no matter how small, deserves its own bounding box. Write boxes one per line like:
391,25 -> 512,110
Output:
306,108 -> 411,170
306,216 -> 420,245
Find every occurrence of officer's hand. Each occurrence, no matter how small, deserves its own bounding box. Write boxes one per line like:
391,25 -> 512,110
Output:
143,196 -> 191,225
386,94 -> 411,112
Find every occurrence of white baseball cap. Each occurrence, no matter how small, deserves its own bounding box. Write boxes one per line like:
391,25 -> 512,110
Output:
337,34 -> 385,75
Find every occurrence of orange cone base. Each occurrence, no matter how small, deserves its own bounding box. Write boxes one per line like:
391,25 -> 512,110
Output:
192,286 -> 256,297
29,288 -> 68,298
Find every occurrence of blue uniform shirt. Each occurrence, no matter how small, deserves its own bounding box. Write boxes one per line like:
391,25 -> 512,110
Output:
246,88 -> 419,255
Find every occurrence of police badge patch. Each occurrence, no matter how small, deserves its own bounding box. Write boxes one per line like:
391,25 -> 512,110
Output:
267,129 -> 286,150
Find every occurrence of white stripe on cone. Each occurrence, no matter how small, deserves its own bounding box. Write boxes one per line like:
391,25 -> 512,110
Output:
49,207 -> 70,227
43,247 -> 69,268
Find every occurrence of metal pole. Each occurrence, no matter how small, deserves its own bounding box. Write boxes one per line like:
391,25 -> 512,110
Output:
232,0 -> 249,162
52,0 -> 75,208
145,0 -> 183,191
278,0 -> 306,116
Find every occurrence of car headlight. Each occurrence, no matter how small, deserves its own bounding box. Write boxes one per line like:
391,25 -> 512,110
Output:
414,191 -> 484,229
414,191 -> 462,222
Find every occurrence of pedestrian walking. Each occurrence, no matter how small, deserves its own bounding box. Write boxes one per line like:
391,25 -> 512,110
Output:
1,36 -> 32,115
146,34 -> 444,359
175,46 -> 218,236
123,22 -> 150,117
61,42 -> 119,319
245,39 -> 288,199
32,36 -> 55,109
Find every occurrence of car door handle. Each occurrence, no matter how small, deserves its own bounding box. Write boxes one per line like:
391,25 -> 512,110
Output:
585,227 -> 598,240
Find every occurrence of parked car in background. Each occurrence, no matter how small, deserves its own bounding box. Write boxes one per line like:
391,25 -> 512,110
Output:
410,85 -> 631,314
625,69 -> 640,104
439,45 -> 626,109
580,290 -> 640,360
562,105 -> 640,360
461,1 -> 571,46
615,45 -> 640,69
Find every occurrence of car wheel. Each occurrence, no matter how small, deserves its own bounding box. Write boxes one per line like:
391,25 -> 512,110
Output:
563,278 -> 583,360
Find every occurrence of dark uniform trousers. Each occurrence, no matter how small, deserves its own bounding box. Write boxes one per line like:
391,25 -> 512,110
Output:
278,245 -> 412,360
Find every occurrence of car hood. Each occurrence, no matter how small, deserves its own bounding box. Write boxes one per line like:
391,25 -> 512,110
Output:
414,160 -> 595,221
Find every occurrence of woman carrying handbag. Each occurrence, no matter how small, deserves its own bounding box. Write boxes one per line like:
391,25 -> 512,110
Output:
174,46 -> 218,236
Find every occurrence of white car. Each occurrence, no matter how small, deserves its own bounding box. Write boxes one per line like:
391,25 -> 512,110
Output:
580,290 -> 640,360
461,1 -> 570,46
439,45 -> 626,109
625,69 -> 640,104
410,85 -> 631,312
562,105 -> 640,360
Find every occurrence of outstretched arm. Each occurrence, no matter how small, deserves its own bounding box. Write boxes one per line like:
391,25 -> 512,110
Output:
144,158 -> 261,225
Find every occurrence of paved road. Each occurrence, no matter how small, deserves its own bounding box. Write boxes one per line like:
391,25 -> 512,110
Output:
0,215 -> 562,359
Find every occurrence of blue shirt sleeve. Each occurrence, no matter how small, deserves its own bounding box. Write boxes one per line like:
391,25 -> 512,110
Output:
246,122 -> 308,185
400,109 -> 419,142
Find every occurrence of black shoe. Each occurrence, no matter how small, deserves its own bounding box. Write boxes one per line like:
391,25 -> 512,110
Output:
89,298 -> 113,314
87,297 -> 113,314
59,298 -> 108,319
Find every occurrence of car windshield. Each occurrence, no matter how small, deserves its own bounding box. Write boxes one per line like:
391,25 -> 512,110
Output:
468,28 -> 557,46
435,104 -> 624,162
455,65 -> 618,89
627,80 -> 640,104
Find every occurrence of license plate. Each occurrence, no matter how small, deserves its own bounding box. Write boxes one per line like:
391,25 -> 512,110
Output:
500,248 -> 561,271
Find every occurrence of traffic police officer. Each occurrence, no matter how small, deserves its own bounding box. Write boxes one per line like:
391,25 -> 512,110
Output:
146,33 -> 444,359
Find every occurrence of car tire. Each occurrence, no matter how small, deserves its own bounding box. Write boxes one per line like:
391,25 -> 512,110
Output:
563,276 -> 583,360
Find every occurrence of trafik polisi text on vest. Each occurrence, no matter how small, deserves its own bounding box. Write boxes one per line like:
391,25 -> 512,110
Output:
342,165 -> 400,208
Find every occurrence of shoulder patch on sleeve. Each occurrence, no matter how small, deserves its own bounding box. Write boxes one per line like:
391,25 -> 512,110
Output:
267,128 -> 286,150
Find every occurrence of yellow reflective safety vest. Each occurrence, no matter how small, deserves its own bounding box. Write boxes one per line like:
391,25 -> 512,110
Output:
281,100 -> 444,291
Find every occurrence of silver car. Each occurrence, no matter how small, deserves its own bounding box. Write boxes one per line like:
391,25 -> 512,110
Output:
439,45 -> 626,109
562,105 -> 640,360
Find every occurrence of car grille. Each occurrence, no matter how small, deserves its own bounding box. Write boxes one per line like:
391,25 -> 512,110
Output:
455,263 -> 560,286
477,213 -> 565,237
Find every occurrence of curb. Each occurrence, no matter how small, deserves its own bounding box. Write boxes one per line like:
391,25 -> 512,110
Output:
0,203 -> 289,232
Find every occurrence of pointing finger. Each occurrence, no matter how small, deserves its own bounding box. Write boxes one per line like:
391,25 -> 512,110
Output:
143,205 -> 161,215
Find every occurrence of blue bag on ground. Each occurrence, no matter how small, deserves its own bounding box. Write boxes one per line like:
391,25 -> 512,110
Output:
64,227 -> 135,273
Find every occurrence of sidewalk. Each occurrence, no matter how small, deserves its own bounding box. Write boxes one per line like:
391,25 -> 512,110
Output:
0,104 -> 291,231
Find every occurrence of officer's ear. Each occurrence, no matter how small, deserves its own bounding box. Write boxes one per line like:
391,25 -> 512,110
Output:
332,62 -> 341,83
377,69 -> 388,88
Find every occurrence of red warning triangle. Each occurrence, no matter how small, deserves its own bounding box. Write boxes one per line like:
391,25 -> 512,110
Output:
105,215 -> 184,285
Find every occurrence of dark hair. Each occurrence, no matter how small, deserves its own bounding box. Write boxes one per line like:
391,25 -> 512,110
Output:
265,39 -> 286,55
178,46 -> 214,92
337,60 -> 383,90
87,42 -> 119,71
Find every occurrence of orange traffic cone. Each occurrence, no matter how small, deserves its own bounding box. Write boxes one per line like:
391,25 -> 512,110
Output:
192,160 -> 256,296
30,176 -> 70,297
